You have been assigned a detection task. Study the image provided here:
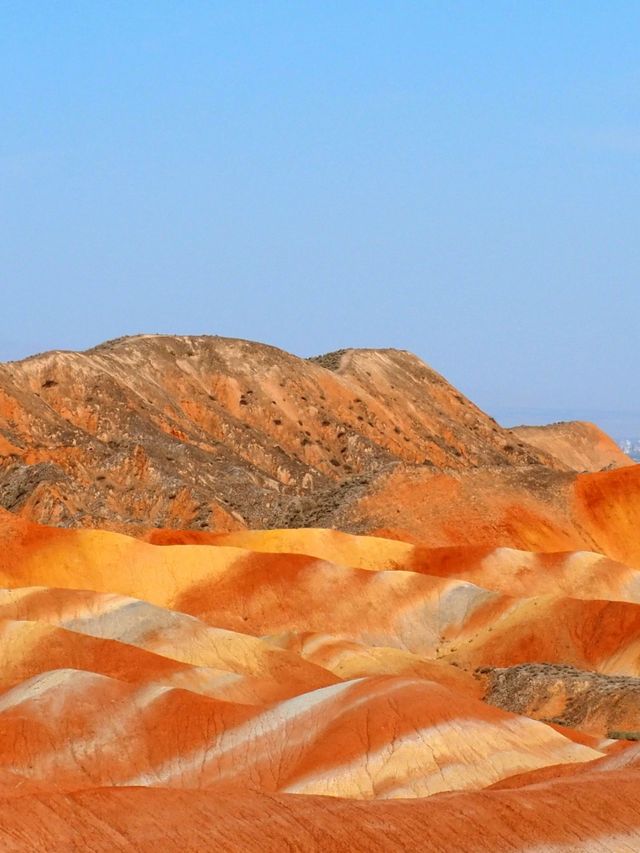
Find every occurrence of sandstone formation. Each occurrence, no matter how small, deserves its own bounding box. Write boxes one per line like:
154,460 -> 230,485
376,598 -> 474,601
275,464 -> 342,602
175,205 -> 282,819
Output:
2,781 -> 640,853
0,336 -> 638,850
0,508 -> 639,848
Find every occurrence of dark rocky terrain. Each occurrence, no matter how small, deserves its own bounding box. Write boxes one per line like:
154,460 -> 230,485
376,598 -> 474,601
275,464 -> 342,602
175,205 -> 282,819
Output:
481,663 -> 640,736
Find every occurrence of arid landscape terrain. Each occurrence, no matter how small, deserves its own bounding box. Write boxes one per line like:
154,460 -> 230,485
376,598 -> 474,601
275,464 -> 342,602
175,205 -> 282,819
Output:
0,335 -> 639,850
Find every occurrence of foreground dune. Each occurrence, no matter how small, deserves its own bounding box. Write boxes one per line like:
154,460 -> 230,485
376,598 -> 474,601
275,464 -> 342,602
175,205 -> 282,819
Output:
1,779 -> 640,852
0,670 -> 600,799
0,509 -> 638,848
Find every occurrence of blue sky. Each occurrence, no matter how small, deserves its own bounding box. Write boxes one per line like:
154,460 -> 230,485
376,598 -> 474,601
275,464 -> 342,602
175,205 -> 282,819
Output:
2,2 -> 639,435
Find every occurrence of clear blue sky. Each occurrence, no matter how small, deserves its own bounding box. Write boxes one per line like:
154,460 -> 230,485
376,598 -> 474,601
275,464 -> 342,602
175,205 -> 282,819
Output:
2,2 -> 639,435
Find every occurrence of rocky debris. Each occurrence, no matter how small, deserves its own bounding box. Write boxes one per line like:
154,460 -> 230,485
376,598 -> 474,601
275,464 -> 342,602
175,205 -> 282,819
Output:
479,662 -> 640,735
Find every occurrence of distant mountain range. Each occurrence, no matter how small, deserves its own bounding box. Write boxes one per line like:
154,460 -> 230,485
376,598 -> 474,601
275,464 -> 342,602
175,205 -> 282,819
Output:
619,439 -> 640,461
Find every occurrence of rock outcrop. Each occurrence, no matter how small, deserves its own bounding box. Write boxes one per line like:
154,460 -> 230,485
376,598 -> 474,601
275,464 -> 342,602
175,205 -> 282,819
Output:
0,335 -> 567,532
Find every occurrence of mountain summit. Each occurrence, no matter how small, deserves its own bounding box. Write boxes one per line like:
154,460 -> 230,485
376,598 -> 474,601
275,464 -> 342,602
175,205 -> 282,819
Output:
0,334 -> 590,533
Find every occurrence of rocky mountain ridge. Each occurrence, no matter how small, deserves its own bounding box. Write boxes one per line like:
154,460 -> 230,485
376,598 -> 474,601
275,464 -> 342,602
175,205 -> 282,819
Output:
0,334 -> 587,533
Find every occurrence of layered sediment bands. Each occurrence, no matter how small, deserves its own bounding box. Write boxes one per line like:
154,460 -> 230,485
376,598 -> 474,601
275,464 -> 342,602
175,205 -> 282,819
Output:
1,336 -> 640,849
0,511 -> 640,848
0,335 -> 571,532
144,527 -> 640,601
0,671 -> 600,798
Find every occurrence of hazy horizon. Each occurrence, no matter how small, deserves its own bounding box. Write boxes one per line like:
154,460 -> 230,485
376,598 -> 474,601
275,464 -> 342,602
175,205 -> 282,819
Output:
2,2 -> 639,438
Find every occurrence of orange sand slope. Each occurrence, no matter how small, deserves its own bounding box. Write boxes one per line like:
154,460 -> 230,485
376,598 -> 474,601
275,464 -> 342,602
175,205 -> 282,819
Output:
146,463 -> 640,565
2,509 -> 640,849
511,420 -> 634,473
329,463 -> 640,563
2,781 -> 640,853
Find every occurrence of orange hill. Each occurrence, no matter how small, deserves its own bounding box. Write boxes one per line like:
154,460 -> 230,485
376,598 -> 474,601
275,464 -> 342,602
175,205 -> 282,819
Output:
511,420 -> 633,472
0,335 -> 573,533
0,336 -> 638,850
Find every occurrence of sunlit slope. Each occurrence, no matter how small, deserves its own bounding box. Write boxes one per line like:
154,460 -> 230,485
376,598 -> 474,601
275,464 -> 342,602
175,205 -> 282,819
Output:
324,464 -> 640,563
0,336 -> 566,532
6,511 -> 640,679
0,607 -> 337,705
150,527 -> 640,603
0,671 -> 599,799
0,587 -> 334,683
511,420 -> 634,472
145,525 -> 415,570
407,545 -> 640,602
1,509 -> 640,850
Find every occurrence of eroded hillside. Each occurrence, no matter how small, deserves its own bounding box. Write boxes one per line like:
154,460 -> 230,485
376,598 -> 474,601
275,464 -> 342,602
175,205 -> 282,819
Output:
1,336 -> 639,850
0,335 -> 570,532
